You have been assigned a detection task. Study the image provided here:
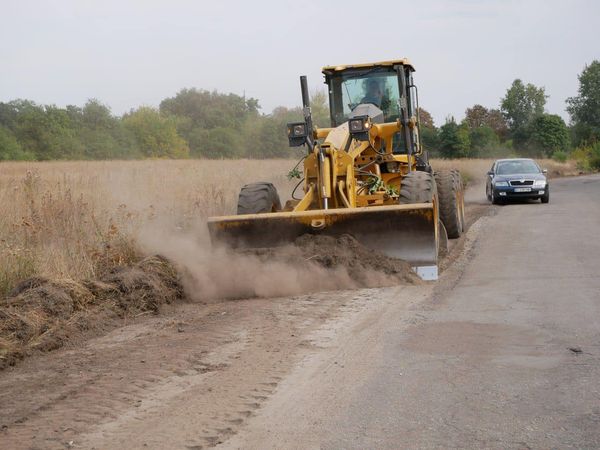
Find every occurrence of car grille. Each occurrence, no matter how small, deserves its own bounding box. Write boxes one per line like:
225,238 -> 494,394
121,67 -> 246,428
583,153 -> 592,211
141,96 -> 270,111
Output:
509,180 -> 534,186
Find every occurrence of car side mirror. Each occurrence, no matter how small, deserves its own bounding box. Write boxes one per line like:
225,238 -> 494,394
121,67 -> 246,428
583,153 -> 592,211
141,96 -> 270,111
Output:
542,169 -> 548,174
487,171 -> 494,176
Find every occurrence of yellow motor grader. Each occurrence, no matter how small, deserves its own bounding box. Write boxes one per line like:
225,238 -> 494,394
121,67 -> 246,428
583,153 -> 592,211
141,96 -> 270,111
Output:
208,59 -> 465,280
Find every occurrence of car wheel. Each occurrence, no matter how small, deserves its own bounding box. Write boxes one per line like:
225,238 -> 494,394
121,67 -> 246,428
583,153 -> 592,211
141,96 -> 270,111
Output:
541,189 -> 549,204
491,191 -> 501,205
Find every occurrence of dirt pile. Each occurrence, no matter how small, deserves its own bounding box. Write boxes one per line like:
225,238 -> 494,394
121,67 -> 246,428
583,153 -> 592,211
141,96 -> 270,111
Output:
247,234 -> 421,286
0,256 -> 183,369
146,231 -> 421,302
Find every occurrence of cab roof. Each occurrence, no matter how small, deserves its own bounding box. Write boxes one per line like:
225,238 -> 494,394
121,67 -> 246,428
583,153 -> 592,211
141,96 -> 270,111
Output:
322,59 -> 414,74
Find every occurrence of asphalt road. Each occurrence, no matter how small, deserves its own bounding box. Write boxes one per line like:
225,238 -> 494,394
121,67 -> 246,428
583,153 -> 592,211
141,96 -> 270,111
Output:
225,174 -> 600,449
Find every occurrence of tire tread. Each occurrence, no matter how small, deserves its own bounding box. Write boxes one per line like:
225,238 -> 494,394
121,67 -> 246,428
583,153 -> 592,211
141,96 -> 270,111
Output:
435,169 -> 462,238
237,182 -> 281,214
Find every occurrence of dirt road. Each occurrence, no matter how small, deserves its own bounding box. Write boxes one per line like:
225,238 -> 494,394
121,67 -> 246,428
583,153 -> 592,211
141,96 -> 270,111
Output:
1,175 -> 599,449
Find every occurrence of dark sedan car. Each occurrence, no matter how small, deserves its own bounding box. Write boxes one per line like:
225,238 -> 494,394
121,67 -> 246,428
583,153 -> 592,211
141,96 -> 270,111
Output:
486,158 -> 549,204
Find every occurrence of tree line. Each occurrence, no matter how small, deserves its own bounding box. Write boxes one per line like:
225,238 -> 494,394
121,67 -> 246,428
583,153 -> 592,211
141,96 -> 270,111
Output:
1,61 -> 599,166
423,61 -> 599,168
0,92 -> 326,161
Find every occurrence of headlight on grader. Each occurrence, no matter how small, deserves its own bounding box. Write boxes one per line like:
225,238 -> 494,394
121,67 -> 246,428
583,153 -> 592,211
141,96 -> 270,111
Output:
386,162 -> 400,173
287,121 -> 308,147
348,115 -> 371,141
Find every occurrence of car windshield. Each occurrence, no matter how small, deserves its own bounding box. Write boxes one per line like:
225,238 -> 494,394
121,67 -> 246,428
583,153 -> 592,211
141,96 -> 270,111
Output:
328,70 -> 400,125
496,160 -> 540,175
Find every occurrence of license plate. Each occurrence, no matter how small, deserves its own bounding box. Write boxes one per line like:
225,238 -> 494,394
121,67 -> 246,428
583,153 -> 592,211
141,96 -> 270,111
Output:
514,187 -> 531,192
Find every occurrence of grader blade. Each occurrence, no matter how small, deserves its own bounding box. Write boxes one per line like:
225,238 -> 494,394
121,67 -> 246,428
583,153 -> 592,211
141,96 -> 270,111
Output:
207,203 -> 439,280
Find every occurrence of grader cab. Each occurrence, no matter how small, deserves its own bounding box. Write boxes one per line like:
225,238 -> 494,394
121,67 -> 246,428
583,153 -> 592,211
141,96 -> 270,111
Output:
208,59 -> 465,280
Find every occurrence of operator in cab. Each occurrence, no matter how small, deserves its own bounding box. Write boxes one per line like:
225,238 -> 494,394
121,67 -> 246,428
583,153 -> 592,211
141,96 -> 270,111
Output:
360,78 -> 383,108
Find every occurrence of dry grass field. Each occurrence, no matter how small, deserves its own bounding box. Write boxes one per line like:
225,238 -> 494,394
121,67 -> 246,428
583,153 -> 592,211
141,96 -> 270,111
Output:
0,160 -> 296,296
0,158 -> 579,296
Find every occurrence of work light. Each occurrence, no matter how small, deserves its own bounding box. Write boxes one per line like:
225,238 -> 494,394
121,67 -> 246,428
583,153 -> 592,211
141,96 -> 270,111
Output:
348,115 -> 371,141
287,121 -> 308,147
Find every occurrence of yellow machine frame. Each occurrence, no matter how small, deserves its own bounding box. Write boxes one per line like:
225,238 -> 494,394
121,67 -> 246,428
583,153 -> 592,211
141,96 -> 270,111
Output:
208,59 -> 441,280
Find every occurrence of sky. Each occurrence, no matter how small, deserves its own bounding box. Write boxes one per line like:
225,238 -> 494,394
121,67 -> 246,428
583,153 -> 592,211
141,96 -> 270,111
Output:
1,0 -> 598,126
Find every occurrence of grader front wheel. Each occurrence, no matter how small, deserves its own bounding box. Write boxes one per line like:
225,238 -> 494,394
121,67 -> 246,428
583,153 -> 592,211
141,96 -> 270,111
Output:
399,171 -> 437,204
452,169 -> 465,233
237,182 -> 281,215
434,170 -> 464,238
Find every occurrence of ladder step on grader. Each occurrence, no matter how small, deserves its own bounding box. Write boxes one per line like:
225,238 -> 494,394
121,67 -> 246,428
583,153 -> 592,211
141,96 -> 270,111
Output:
208,59 -> 465,280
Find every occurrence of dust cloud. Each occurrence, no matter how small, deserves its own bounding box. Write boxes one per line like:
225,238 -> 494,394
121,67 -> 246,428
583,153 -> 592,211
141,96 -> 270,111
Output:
137,222 -> 420,303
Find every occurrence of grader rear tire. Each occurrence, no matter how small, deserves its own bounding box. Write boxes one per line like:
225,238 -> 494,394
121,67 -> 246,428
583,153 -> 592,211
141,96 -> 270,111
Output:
435,169 -> 463,238
237,182 -> 281,215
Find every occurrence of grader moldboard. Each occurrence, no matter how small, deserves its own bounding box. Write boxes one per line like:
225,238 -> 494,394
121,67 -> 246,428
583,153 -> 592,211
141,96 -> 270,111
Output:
208,59 -> 465,280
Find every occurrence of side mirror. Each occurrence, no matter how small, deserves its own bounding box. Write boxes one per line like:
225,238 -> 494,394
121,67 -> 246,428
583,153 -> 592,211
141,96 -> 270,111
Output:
542,169 -> 548,174
487,171 -> 494,176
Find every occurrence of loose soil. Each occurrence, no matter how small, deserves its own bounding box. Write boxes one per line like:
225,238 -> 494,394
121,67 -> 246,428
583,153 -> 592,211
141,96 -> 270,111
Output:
0,234 -> 419,370
0,256 -> 184,370
243,234 -> 421,286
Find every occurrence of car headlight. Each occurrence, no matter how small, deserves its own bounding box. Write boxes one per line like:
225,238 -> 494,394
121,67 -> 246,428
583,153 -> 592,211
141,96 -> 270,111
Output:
533,179 -> 546,187
494,181 -> 509,187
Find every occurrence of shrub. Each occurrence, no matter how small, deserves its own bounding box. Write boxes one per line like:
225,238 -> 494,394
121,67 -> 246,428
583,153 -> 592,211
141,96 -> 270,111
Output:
0,126 -> 35,161
570,142 -> 600,172
552,150 -> 568,163
590,142 -> 600,170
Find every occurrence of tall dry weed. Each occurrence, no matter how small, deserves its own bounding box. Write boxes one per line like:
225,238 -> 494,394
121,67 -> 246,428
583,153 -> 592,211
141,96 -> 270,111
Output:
0,160 -> 296,296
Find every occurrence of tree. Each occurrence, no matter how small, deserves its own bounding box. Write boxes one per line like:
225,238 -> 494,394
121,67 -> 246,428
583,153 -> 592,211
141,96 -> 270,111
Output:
248,106 -> 303,158
485,109 -> 510,141
160,88 -> 258,132
464,104 -> 509,142
76,99 -> 139,159
122,107 -> 189,158
190,127 -> 243,158
439,117 -> 471,158
0,101 -> 23,131
501,79 -> 547,134
10,102 -> 85,160
469,125 -> 499,155
464,104 -> 489,129
420,127 -> 440,155
256,119 -> 290,158
160,88 -> 262,157
418,108 -> 435,128
415,108 -> 439,154
0,126 -> 34,160
81,99 -> 114,130
566,60 -> 600,145
310,90 -> 330,128
526,114 -> 570,156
